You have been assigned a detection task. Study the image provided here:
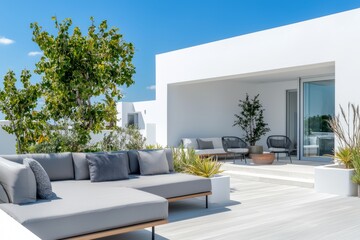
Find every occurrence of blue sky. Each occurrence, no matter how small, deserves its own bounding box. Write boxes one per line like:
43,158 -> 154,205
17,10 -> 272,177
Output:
1,0 -> 360,104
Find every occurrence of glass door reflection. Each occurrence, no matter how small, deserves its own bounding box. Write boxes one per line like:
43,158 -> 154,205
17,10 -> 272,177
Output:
302,80 -> 334,160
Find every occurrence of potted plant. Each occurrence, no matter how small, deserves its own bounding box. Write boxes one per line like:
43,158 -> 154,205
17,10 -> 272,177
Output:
172,147 -> 230,204
233,93 -> 270,154
350,149 -> 360,196
314,103 -> 359,196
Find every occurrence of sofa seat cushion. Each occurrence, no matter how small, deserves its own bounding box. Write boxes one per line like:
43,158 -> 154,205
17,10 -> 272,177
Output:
195,148 -> 226,155
227,148 -> 249,154
0,183 -> 168,240
73,172 -> 212,199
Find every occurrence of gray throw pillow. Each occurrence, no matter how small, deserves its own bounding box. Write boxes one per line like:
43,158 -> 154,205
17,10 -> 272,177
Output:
138,150 -> 170,175
0,157 -> 36,204
24,158 -> 57,200
87,153 -> 129,182
197,139 -> 214,149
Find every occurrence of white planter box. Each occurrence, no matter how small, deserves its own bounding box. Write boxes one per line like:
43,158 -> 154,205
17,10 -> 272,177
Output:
315,164 -> 357,196
208,174 -> 230,204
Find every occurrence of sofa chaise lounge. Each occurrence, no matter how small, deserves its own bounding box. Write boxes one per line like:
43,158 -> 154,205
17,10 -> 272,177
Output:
0,149 -> 212,240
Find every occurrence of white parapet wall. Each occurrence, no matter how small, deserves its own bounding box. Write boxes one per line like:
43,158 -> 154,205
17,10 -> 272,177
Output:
0,120 -> 16,154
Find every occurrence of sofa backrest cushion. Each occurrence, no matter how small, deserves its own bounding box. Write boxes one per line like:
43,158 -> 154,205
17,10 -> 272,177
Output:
72,151 -> 130,180
164,148 -> 174,172
128,149 -> 174,174
0,157 -> 37,204
87,153 -> 129,182
0,183 -> 9,203
138,150 -> 170,175
199,138 -> 223,149
0,153 -> 74,181
181,138 -> 198,149
197,139 -> 214,149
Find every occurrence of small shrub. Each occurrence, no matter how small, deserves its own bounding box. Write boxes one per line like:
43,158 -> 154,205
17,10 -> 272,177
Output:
172,146 -> 223,178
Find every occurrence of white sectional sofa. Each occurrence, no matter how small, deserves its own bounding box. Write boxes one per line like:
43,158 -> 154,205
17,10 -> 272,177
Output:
0,150 -> 211,240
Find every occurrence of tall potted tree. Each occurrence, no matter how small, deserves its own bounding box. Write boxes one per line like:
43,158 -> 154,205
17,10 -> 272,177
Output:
233,93 -> 270,154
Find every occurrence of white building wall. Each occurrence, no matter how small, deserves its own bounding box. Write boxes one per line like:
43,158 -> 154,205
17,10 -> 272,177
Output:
117,101 -> 159,145
154,8 -> 360,146
0,121 -> 17,154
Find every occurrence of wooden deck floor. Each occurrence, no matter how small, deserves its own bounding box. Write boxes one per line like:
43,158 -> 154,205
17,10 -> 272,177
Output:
102,175 -> 360,240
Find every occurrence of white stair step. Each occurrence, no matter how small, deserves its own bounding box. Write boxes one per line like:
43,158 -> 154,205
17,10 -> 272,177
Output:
224,170 -> 314,188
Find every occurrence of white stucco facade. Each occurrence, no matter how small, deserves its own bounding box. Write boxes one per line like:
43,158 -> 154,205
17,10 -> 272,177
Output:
120,8 -> 360,155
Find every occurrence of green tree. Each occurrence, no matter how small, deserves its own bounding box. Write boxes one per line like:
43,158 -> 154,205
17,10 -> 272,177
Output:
0,70 -> 44,153
31,17 -> 135,145
233,93 -> 270,146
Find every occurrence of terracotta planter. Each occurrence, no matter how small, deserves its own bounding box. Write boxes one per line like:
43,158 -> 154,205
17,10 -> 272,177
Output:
251,153 -> 275,164
248,145 -> 263,154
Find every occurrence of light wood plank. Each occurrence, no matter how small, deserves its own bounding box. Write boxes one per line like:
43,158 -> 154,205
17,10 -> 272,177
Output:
65,219 -> 167,240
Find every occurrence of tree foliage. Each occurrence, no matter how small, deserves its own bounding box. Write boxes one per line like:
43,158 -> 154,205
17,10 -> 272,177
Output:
30,17 -> 135,145
0,70 -> 44,153
233,93 -> 270,146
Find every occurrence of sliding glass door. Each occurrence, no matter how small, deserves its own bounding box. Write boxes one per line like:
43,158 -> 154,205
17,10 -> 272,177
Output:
301,78 -> 334,160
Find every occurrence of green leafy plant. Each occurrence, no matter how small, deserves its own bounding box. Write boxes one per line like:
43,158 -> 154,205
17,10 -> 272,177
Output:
172,146 -> 223,178
186,157 -> 223,178
145,144 -> 164,149
31,16 -> 135,146
333,147 -> 353,169
328,104 -> 360,169
100,125 -> 146,151
0,70 -> 45,153
173,147 -> 196,172
351,149 -> 360,184
233,93 -> 270,146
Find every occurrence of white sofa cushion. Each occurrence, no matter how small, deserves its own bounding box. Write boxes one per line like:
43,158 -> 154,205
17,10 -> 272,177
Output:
181,138 -> 198,149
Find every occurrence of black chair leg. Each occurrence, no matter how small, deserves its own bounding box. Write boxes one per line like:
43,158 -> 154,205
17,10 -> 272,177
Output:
289,152 -> 292,163
152,226 -> 155,240
206,195 -> 208,208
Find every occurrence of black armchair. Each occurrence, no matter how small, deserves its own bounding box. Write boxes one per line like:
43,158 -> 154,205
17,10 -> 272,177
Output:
222,136 -> 249,164
266,135 -> 293,163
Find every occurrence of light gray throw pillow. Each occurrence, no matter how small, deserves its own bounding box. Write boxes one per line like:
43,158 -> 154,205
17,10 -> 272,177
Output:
138,150 -> 170,175
0,157 -> 36,204
24,158 -> 57,200
87,153 -> 129,182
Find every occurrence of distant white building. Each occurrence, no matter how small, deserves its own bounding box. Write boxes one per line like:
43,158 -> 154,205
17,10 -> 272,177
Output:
118,8 -> 360,161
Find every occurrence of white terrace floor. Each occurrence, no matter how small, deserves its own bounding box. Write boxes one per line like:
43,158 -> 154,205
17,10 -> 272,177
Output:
103,159 -> 360,240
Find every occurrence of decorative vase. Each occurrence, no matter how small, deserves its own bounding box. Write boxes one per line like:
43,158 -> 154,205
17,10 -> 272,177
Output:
248,145 -> 263,154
